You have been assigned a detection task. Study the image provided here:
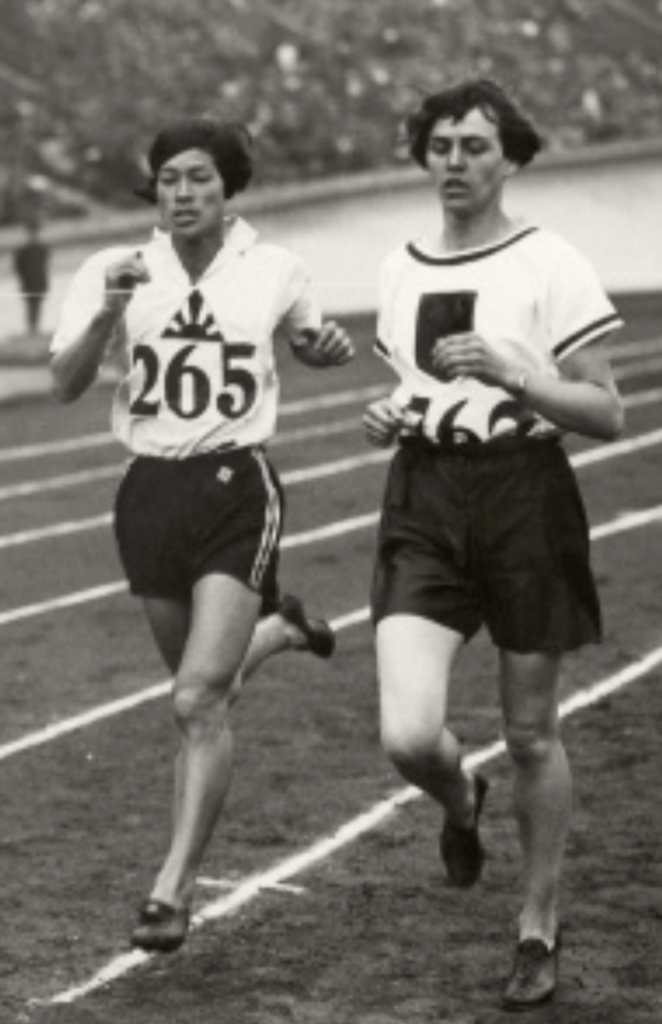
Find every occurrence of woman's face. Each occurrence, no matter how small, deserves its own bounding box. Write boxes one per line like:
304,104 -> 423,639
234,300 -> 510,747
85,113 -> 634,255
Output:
425,107 -> 515,220
156,147 -> 225,241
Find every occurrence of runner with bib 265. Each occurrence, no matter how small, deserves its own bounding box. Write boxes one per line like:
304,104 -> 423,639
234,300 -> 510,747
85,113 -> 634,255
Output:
50,117 -> 354,955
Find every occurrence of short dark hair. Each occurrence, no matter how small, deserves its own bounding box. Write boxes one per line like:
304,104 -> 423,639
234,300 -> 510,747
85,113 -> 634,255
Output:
407,78 -> 542,168
136,117 -> 253,203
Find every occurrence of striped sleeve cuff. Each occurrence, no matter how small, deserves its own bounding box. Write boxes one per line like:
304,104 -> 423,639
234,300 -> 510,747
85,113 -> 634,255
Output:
373,338 -> 392,361
553,312 -> 624,361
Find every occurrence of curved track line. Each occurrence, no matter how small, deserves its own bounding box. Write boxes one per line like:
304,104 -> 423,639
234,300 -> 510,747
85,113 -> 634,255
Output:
42,642 -> 662,1006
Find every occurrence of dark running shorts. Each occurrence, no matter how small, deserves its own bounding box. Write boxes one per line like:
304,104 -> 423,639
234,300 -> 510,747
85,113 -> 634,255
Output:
371,435 -> 602,653
114,446 -> 283,609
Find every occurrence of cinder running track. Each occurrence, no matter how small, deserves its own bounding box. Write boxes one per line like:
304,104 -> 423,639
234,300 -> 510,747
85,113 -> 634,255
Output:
0,298 -> 660,1024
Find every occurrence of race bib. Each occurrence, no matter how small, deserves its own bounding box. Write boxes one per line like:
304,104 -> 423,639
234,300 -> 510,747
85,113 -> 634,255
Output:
129,338 -> 259,424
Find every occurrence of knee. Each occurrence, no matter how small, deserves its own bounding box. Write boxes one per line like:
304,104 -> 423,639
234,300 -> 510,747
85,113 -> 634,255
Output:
381,716 -> 446,778
173,668 -> 233,731
504,719 -> 558,767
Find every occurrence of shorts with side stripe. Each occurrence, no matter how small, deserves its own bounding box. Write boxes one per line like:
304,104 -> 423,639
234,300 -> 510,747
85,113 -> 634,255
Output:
114,446 -> 283,610
371,435 -> 602,653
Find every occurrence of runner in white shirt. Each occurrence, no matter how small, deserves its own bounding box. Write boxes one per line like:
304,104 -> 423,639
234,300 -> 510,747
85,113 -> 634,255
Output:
375,225 -> 622,445
53,216 -> 328,458
50,117 -> 354,954
362,79 -> 623,1011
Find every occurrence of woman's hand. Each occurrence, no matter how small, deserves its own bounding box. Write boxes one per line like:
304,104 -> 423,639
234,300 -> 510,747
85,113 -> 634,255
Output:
310,321 -> 355,366
293,321 -> 355,368
363,397 -> 406,448
103,252 -> 151,316
431,331 -> 510,388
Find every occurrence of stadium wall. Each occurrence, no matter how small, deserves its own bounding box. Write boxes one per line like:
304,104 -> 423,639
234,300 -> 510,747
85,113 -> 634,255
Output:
1,139 -> 660,316
234,139 -> 662,313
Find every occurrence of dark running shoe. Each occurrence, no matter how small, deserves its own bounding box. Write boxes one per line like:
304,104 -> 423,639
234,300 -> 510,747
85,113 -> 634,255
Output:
502,933 -> 561,1011
131,899 -> 190,954
279,594 -> 336,659
440,772 -> 489,888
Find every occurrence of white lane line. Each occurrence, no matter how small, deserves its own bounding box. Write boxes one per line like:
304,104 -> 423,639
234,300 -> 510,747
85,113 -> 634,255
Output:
0,606 -> 370,761
0,492 -> 659,762
280,384 -> 386,415
0,432 -> 113,463
0,416 -> 660,549
3,491 -> 659,626
0,464 -> 120,502
0,379 -> 660,503
0,507 -> 379,554
281,514 -> 379,549
0,452 -> 661,626
0,513 -> 112,550
282,451 -> 388,485
0,335 -> 655,455
610,337 -> 662,360
0,680 -> 170,762
0,419 -> 384,504
0,454 -> 387,547
0,385 -> 387,464
571,426 -> 662,466
272,415 -> 362,445
0,516 -> 377,624
0,582 -> 127,628
43,640 -> 662,1006
0,342 -> 657,469
0,503 -> 379,561
622,387 -> 662,408
197,877 -> 306,895
591,506 -> 662,539
613,355 -> 662,381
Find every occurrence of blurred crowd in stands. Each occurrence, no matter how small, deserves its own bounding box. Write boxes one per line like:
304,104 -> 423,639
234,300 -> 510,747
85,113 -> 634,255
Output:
1,0 -> 661,222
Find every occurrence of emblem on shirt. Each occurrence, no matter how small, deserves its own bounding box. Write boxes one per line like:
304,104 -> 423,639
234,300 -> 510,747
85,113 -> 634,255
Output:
129,286 -> 258,424
415,291 -> 476,383
163,289 -> 223,342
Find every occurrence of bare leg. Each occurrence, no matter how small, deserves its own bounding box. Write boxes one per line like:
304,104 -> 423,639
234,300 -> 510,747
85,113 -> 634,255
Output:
377,614 -> 477,826
500,650 -> 570,946
141,590 -> 328,902
144,597 -> 309,684
144,575 -> 261,910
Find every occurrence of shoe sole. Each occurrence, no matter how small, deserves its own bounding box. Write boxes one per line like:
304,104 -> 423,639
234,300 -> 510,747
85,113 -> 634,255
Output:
131,930 -> 188,954
440,773 -> 489,888
502,931 -> 561,1011
131,900 -> 190,954
502,983 -> 556,1012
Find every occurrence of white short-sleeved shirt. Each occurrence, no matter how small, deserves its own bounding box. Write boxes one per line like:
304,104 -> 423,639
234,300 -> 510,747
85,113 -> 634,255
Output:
51,217 -> 322,457
376,226 -> 623,442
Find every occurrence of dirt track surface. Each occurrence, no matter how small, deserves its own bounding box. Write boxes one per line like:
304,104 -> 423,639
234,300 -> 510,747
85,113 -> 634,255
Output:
0,304 -> 661,1022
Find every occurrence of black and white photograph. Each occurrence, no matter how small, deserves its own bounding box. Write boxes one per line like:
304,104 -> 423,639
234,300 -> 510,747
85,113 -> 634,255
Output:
0,2 -> 660,1021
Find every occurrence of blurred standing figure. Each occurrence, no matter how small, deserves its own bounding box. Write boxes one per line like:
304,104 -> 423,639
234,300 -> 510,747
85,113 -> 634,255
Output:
363,78 -> 624,1010
13,217 -> 50,336
50,117 -> 354,955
